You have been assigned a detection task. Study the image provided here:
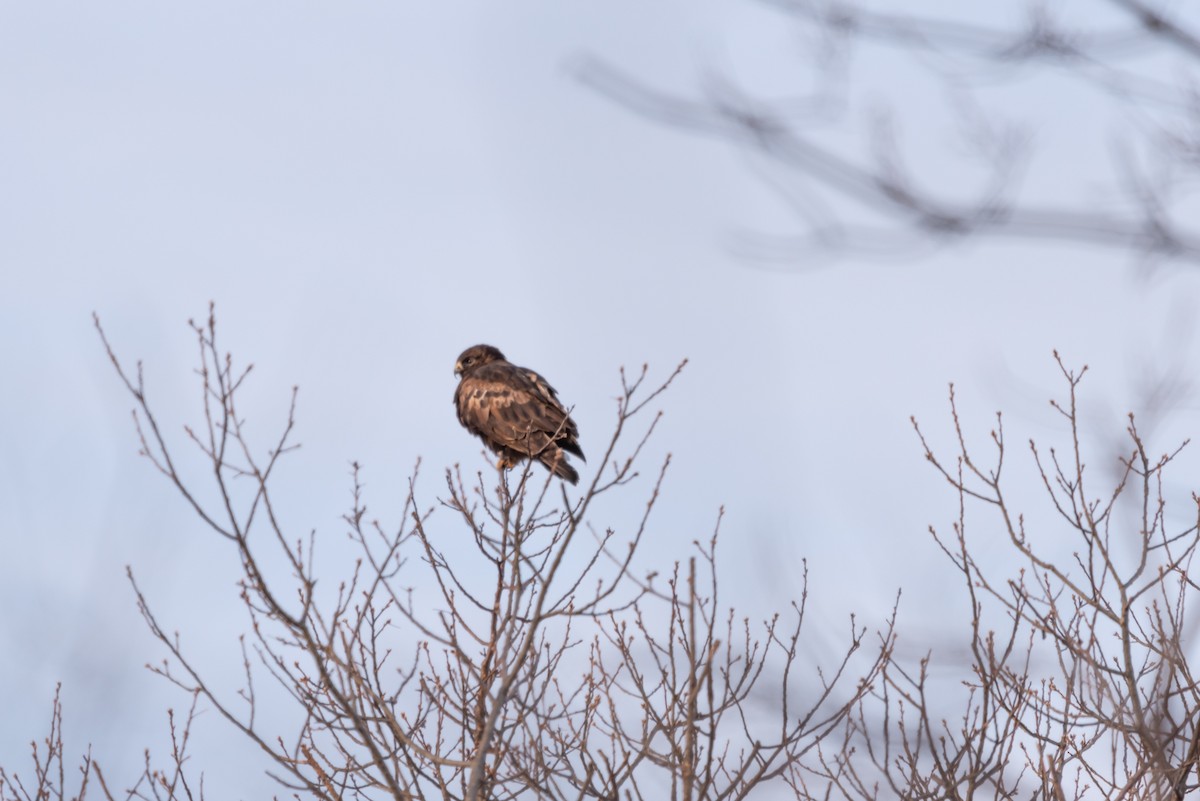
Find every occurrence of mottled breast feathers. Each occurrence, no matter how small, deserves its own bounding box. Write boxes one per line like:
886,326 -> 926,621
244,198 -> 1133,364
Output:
453,344 -> 584,484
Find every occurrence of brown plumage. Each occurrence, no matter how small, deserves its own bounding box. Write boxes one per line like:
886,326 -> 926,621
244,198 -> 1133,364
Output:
453,345 -> 585,484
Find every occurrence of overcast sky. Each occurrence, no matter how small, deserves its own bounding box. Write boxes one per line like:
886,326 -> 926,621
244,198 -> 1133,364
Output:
4,1 -> 1200,797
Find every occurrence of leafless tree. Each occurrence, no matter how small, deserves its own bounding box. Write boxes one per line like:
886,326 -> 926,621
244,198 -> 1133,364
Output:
577,1 -> 1200,266
798,353 -> 1200,799
16,307 -> 884,801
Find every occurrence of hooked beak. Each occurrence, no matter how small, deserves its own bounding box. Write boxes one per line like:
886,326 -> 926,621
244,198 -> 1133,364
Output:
453,361 -> 463,377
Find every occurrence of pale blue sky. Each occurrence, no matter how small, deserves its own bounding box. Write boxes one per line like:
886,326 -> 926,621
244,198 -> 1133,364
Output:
4,2 -> 1200,797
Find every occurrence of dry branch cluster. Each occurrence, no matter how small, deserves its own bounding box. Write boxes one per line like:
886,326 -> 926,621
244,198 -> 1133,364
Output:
805,354 -> 1200,800
7,317 -> 1200,800
2,312 -> 881,801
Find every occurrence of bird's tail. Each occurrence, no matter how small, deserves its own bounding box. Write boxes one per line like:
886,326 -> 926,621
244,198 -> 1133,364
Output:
544,451 -> 579,485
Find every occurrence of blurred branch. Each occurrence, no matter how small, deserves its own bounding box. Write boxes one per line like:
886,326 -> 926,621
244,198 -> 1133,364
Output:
577,0 -> 1200,266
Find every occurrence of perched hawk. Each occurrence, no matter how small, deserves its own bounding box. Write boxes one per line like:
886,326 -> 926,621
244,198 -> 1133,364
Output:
453,344 -> 584,484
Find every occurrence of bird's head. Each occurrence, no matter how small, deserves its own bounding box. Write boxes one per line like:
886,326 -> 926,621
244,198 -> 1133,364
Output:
454,344 -> 505,377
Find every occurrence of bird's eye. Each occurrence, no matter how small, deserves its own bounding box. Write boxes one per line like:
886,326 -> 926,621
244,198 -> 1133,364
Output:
465,357 -> 473,365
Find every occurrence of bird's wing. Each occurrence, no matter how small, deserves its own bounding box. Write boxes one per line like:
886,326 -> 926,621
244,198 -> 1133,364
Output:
457,364 -> 569,456
523,368 -> 583,459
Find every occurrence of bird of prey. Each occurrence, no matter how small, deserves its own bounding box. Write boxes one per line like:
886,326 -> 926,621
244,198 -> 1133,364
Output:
453,344 -> 584,484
